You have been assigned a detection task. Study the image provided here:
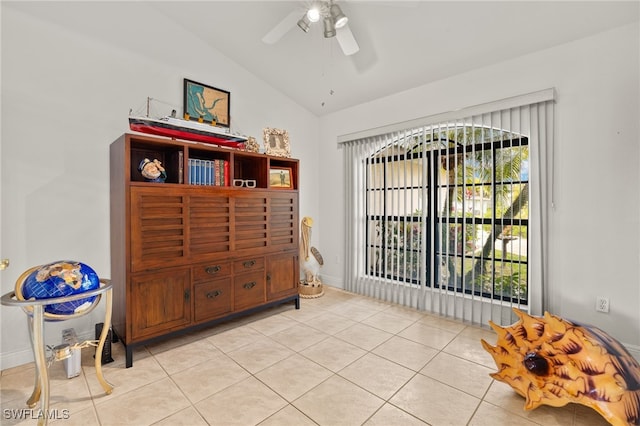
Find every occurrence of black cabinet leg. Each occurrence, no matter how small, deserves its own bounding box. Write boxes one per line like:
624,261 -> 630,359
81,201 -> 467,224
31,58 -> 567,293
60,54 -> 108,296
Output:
126,346 -> 133,368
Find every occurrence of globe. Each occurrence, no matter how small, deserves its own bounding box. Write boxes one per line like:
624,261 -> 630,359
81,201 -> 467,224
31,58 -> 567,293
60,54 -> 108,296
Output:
19,260 -> 100,315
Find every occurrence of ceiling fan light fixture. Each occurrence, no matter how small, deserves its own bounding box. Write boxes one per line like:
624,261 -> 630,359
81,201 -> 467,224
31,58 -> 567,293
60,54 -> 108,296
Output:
307,6 -> 321,23
323,16 -> 336,38
297,14 -> 311,32
329,4 -> 348,29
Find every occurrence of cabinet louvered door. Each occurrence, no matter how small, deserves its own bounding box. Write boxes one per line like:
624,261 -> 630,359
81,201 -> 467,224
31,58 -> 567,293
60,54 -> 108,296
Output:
130,187 -> 186,272
234,194 -> 267,250
269,193 -> 298,250
189,194 -> 230,259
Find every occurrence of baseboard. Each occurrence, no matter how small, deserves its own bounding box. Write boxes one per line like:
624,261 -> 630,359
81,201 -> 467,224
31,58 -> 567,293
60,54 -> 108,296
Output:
4,298 -> 638,371
319,273 -> 344,289
0,347 -> 35,371
1,329 -> 96,372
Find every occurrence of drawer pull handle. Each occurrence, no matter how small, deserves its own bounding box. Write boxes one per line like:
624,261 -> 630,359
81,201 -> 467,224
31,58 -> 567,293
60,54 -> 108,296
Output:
242,260 -> 256,268
206,290 -> 222,299
184,290 -> 190,301
243,281 -> 256,290
205,265 -> 221,275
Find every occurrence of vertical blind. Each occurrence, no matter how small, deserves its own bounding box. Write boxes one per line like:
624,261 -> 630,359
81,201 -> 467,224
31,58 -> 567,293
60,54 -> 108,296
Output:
340,89 -> 555,326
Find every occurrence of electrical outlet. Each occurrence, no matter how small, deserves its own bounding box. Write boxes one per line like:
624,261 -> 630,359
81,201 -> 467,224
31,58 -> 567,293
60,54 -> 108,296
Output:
596,297 -> 610,313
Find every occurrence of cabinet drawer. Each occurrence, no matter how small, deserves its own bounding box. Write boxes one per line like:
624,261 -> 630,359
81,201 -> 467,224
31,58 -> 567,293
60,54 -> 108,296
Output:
194,279 -> 232,322
233,271 -> 265,311
193,261 -> 231,282
233,257 -> 264,274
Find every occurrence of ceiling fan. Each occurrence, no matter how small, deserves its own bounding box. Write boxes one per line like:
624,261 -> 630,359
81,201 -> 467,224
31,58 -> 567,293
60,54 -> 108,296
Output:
262,1 -> 360,56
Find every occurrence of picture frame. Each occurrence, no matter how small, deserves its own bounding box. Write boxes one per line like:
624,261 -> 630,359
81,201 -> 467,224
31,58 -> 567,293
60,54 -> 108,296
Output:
269,167 -> 293,189
183,78 -> 230,127
263,128 -> 291,158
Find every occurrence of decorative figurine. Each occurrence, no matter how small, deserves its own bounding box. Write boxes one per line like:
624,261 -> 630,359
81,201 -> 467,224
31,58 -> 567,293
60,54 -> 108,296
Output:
138,158 -> 166,183
481,308 -> 640,426
244,136 -> 260,153
299,217 -> 324,298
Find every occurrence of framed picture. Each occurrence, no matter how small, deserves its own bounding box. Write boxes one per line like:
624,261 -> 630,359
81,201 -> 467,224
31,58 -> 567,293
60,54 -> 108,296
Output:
183,78 -> 230,127
269,167 -> 293,189
263,128 -> 291,158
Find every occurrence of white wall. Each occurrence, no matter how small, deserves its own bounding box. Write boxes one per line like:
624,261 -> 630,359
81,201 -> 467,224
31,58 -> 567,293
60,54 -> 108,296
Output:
0,4 -> 320,369
318,22 -> 640,353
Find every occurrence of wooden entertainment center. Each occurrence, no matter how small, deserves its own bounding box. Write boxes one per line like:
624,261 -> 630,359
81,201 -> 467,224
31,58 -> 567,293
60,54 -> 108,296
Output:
110,133 -> 300,367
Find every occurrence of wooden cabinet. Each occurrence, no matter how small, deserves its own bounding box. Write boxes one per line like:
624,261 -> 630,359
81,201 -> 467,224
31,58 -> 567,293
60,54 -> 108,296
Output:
110,133 -> 300,367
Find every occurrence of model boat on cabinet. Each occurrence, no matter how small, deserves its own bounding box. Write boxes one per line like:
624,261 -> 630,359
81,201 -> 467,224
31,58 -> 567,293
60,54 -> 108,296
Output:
129,115 -> 247,148
128,98 -> 247,148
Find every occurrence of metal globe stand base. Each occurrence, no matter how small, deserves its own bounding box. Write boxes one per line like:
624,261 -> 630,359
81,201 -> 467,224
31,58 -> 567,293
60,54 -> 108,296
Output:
1,276 -> 114,426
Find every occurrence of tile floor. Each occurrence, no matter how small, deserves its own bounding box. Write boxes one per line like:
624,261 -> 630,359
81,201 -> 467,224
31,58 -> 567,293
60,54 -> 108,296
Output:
1,286 -> 609,426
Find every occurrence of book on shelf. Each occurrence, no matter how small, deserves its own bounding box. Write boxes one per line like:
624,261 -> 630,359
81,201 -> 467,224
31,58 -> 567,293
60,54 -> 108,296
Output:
188,158 -> 229,186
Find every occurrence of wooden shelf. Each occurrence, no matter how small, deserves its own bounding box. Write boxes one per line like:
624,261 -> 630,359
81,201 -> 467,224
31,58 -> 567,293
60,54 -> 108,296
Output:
117,133 -> 298,189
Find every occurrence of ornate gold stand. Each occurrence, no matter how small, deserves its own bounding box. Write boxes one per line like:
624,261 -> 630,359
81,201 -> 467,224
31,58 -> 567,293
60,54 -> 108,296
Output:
1,278 -> 114,426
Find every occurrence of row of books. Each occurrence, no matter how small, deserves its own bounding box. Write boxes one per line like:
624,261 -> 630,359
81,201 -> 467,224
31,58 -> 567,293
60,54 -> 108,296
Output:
188,158 -> 229,186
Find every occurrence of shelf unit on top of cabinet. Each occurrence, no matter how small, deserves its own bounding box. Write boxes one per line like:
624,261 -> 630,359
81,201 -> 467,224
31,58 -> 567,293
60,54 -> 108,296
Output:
124,133 -> 298,190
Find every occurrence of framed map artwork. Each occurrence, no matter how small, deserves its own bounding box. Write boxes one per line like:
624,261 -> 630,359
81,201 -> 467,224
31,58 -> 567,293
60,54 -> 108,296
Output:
183,79 -> 230,127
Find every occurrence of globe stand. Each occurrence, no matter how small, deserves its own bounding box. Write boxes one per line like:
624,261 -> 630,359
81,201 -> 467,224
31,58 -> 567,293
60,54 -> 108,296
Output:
1,274 -> 114,426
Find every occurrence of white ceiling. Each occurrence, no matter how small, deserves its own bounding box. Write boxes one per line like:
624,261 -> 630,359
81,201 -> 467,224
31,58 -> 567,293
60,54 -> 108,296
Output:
152,1 -> 639,115
6,1 -> 640,116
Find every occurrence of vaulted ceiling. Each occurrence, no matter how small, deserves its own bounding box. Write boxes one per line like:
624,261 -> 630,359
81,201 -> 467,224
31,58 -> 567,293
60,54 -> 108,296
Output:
6,1 -> 639,116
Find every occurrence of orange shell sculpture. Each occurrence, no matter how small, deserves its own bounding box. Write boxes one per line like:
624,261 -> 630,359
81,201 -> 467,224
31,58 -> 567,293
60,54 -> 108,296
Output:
481,309 -> 640,426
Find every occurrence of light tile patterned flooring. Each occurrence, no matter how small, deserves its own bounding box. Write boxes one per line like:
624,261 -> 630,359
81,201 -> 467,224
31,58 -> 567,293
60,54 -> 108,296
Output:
1,286 -> 609,425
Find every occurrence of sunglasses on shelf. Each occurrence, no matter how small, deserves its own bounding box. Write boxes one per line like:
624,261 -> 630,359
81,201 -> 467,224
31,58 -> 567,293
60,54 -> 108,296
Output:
232,179 -> 257,188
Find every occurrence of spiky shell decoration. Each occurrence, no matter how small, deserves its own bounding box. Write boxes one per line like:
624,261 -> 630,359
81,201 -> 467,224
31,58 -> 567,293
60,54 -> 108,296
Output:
481,309 -> 640,426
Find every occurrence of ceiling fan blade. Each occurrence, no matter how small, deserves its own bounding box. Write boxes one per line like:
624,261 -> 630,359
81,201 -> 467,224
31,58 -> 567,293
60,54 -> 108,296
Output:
262,10 -> 300,45
336,24 -> 359,56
